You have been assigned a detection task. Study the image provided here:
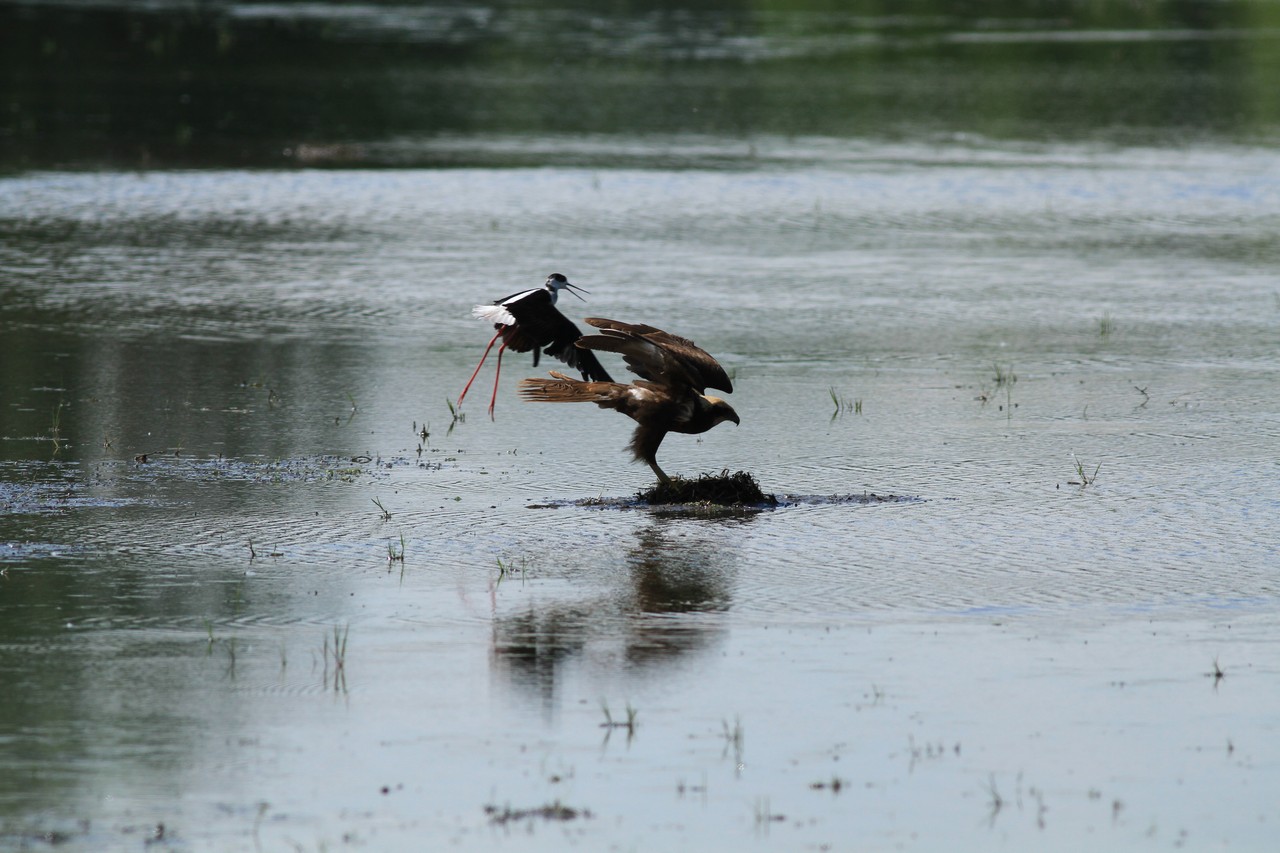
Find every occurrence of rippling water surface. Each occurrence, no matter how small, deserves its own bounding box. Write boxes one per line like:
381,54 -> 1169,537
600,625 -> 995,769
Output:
3,3 -> 1280,849
3,137 -> 1277,852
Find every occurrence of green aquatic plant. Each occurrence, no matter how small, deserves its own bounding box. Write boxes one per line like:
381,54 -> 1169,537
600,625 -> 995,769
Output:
372,496 -> 392,520
600,701 -> 638,733
1068,455 -> 1101,487
721,715 -> 745,770
323,624 -> 349,692
599,700 -> 638,745
828,386 -> 860,417
992,363 -> 1016,387
445,398 -> 465,434
387,531 -> 405,563
495,556 -> 528,585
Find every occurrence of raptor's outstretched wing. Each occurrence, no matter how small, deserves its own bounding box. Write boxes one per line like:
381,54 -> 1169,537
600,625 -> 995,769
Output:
576,317 -> 732,395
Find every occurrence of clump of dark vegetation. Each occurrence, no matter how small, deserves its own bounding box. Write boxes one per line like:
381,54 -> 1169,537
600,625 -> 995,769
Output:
637,470 -> 775,506
484,801 -> 592,825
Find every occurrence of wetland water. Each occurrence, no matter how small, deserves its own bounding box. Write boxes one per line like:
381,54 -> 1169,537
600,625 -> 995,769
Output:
3,2 -> 1280,851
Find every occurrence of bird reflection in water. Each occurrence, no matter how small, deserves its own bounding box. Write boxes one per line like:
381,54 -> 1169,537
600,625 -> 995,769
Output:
489,516 -> 755,711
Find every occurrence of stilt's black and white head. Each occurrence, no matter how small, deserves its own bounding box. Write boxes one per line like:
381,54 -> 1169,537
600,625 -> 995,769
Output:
544,272 -> 588,304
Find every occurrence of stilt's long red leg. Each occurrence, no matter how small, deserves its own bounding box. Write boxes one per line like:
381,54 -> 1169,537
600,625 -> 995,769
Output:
456,330 -> 502,408
487,342 -> 507,420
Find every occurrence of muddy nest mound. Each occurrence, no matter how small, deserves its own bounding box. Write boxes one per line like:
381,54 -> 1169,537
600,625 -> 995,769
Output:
637,470 -> 776,507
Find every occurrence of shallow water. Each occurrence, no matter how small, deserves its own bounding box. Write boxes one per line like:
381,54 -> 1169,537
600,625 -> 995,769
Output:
4,3 -> 1280,852
3,138 -> 1278,852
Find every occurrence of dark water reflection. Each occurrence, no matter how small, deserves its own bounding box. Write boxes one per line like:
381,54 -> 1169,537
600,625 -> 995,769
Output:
626,520 -> 740,615
4,0 -> 1279,169
491,518 -> 742,709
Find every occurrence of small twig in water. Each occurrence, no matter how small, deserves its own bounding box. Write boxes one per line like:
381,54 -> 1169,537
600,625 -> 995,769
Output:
984,774 -> 1005,825
1208,656 -> 1225,687
721,716 -> 745,771
753,797 -> 784,828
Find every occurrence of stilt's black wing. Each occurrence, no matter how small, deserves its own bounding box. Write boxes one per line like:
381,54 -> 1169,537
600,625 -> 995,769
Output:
498,290 -> 613,382
543,337 -> 613,383
494,289 -> 556,353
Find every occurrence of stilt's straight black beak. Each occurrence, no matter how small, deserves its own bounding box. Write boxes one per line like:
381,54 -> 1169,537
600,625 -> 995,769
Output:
564,282 -> 589,301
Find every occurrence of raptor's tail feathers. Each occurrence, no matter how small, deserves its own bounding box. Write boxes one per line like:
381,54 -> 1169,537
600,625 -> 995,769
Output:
518,371 -> 625,405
